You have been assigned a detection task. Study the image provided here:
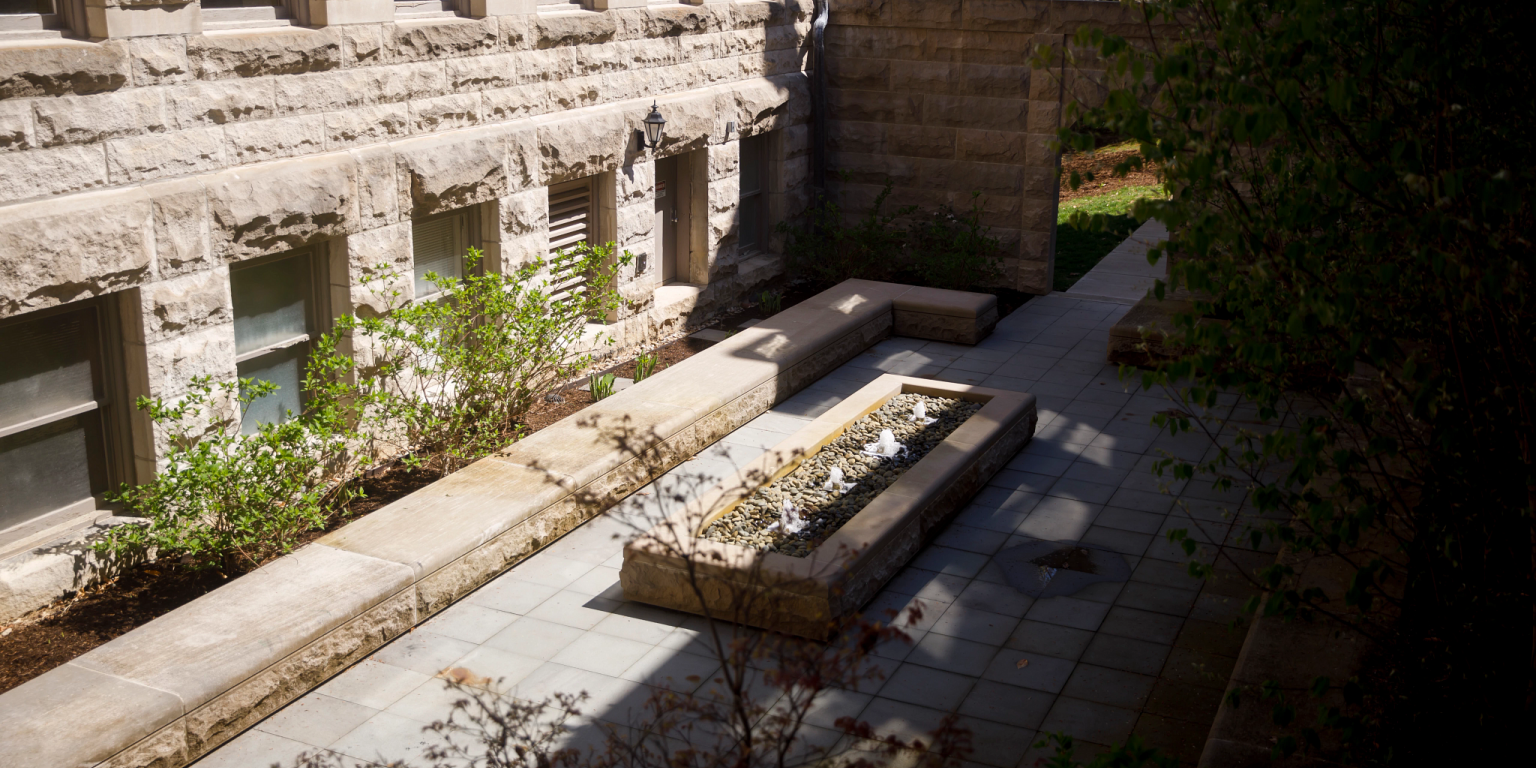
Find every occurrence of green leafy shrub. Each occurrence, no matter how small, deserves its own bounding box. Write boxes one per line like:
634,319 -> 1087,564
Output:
905,192 -> 1004,291
313,243 -> 631,474
778,180 -> 908,287
589,372 -> 618,401
780,180 -> 1005,291
97,377 -> 357,574
1050,0 -> 1536,758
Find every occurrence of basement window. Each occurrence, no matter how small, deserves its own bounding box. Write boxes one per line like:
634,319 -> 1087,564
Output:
739,133 -> 770,253
413,209 -> 478,301
0,302 -> 117,536
231,249 -> 327,434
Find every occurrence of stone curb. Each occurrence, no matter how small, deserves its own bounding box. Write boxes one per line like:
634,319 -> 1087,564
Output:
0,279 -> 996,768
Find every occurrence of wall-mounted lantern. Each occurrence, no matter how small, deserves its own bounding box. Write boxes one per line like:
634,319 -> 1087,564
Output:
641,102 -> 667,150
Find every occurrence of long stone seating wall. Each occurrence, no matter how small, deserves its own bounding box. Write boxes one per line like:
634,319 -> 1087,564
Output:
0,278 -> 997,768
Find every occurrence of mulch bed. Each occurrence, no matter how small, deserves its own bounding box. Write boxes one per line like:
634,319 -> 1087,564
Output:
1059,145 -> 1161,203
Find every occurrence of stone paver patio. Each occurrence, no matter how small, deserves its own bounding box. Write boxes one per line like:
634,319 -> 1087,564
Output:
195,225 -> 1268,768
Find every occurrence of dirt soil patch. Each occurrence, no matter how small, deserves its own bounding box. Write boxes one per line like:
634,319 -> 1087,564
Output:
1059,145 -> 1161,203
1032,546 -> 1099,574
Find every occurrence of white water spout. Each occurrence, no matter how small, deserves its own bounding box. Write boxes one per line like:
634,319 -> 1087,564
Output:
863,428 -> 906,458
778,498 -> 807,535
824,466 -> 856,493
909,401 -> 936,425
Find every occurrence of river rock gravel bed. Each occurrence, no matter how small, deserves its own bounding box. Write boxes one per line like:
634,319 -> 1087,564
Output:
698,393 -> 982,557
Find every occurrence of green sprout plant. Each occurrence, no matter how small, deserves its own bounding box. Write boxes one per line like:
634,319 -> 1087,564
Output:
758,290 -> 784,315
590,372 -> 618,401
633,353 -> 659,382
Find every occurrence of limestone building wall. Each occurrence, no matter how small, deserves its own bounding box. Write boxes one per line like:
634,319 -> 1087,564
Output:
0,1 -> 814,555
824,0 -> 1148,294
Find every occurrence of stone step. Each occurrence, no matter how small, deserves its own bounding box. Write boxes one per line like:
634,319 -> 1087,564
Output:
394,0 -> 459,18
0,28 -> 64,41
201,6 -> 296,30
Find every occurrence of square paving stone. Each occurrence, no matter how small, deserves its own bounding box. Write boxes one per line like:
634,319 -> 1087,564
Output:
449,646 -> 546,689
801,686 -> 876,729
953,579 -> 1035,618
466,577 -> 560,615
1080,525 -> 1155,557
857,697 -> 953,744
935,524 -> 1012,555
417,603 -> 520,645
930,603 -> 1020,645
1006,454 -> 1072,477
906,631 -> 1000,677
484,616 -> 589,660
1092,507 -> 1165,535
328,711 -> 439,765
372,630 -> 480,677
912,546 -> 992,579
955,504 -> 1032,534
879,662 -> 978,711
1005,620 -> 1095,661
863,589 -> 950,633
199,730 -> 337,768
957,679 -> 1056,730
1038,696 -> 1139,747
565,565 -> 624,598
1025,596 -> 1111,632
508,555 -> 599,590
886,568 -> 970,602
1114,582 -> 1200,617
550,631 -> 656,676
988,469 -> 1058,494
1080,634 -> 1172,677
257,692 -> 379,750
981,649 -> 1075,693
384,676 -> 476,724
316,659 -> 432,711
619,644 -> 720,692
525,589 -> 624,630
1098,606 -> 1186,645
590,602 -> 687,645
1131,557 -> 1206,590
1062,462 -> 1131,487
959,717 -> 1038,768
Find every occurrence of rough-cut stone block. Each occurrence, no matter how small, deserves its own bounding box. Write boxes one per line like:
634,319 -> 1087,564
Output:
173,77 -> 276,128
351,143 -> 399,229
135,268 -> 233,345
326,103 -> 411,149
621,375 -> 1037,638
34,87 -> 166,147
108,125 -> 226,183
535,8 -> 618,48
119,33 -> 190,86
0,143 -> 108,204
0,663 -> 184,768
0,188 -> 151,318
388,17 -> 500,63
224,114 -> 327,166
188,27 -> 342,81
536,107 -> 628,185
209,152 -> 359,259
0,40 -> 130,99
143,323 -> 238,398
0,100 -> 33,153
394,126 -> 509,216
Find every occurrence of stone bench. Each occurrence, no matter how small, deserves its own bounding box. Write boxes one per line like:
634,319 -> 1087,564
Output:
0,279 -> 999,768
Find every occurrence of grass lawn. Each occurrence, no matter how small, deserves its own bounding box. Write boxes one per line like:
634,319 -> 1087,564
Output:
1053,184 -> 1165,292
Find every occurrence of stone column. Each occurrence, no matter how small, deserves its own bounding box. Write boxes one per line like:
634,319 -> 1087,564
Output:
118,269 -> 238,479
83,0 -> 200,39
464,0 -> 534,17
705,139 -> 740,287
1019,32 -> 1066,295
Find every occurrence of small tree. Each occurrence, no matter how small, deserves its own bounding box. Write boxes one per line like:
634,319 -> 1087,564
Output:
311,244 -> 632,474
1043,0 -> 1536,760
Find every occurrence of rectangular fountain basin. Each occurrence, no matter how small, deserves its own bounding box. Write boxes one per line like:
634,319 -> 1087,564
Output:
620,375 -> 1037,639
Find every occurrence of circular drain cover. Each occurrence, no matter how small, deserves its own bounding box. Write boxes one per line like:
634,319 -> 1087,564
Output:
995,540 -> 1131,599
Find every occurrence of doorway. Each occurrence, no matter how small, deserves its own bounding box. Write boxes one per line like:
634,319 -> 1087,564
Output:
654,153 -> 693,284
